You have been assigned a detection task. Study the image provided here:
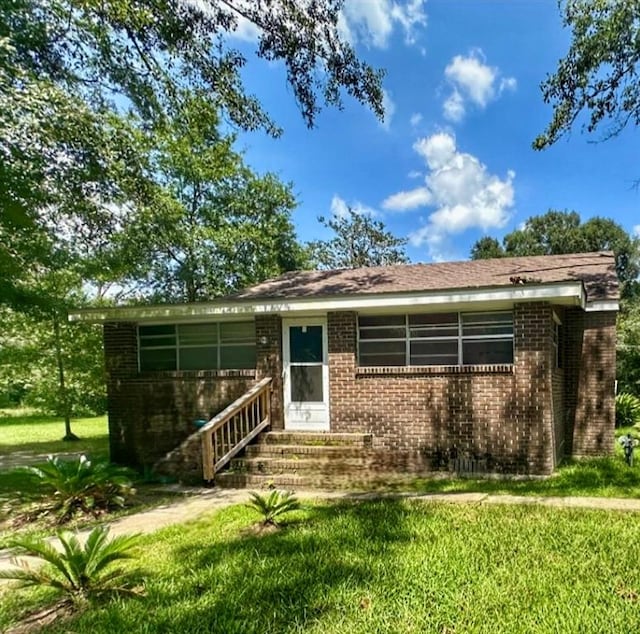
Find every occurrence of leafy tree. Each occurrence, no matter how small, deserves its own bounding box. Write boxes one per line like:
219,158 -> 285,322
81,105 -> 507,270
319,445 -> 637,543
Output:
470,237 -> 505,260
618,304 -> 640,397
470,210 -> 639,297
535,1 -> 640,149
125,95 -> 309,302
309,208 -> 408,269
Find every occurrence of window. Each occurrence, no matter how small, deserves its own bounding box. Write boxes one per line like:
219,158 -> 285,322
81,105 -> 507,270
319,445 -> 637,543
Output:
358,311 -> 513,367
138,321 -> 256,371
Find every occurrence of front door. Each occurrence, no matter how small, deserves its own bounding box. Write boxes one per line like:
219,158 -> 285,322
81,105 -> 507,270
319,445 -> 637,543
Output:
283,318 -> 329,431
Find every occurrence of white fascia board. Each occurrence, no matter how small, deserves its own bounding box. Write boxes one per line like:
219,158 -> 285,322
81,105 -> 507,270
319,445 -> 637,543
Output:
584,300 -> 619,312
68,282 -> 584,323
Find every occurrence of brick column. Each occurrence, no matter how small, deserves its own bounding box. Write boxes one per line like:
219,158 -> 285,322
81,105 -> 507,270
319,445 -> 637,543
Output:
255,315 -> 284,430
103,322 -> 139,465
565,309 -> 616,456
513,302 -> 555,474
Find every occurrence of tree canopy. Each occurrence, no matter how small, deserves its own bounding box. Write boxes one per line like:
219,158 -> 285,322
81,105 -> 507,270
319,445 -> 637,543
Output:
1,0 -> 384,312
535,0 -> 640,149
309,209 -> 408,269
470,210 -> 639,296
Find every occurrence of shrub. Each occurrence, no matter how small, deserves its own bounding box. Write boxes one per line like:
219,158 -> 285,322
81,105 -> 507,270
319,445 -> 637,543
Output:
246,490 -> 301,527
0,526 -> 142,605
615,393 -> 640,428
27,455 -> 135,523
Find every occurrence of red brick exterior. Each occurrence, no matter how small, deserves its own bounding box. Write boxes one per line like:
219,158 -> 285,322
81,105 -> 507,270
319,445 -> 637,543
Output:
103,301 -> 615,477
327,302 -> 615,475
564,309 -> 616,457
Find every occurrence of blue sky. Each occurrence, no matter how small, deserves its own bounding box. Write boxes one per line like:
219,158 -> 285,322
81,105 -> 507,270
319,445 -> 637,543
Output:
230,0 -> 639,263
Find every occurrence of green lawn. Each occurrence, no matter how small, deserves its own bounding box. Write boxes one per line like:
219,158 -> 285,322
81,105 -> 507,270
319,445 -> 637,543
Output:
0,409 -> 109,459
354,427 -> 640,499
2,500 -> 639,633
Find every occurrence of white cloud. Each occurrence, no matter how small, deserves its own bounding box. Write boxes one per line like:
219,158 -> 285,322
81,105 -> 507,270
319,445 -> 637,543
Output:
442,49 -> 516,122
382,187 -> 432,212
330,195 -> 378,218
383,132 -> 515,259
340,0 -> 427,48
499,76 -> 518,94
232,15 -> 262,42
409,112 -> 423,127
408,170 -> 422,179
380,89 -> 396,131
442,90 -> 465,123
413,132 -> 457,170
633,225 -> 640,237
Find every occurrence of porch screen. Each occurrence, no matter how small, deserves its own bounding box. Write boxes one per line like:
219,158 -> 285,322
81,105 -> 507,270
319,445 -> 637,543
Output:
358,311 -> 513,367
138,321 -> 256,371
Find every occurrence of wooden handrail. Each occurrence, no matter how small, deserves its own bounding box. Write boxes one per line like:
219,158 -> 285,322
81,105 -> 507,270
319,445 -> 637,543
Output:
201,377 -> 272,481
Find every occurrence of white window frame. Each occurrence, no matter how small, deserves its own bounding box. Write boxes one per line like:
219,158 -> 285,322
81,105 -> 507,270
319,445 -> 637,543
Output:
357,311 -> 514,367
137,321 -> 256,371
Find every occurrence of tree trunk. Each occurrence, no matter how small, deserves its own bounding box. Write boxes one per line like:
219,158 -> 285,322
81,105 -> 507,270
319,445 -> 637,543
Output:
53,314 -> 79,441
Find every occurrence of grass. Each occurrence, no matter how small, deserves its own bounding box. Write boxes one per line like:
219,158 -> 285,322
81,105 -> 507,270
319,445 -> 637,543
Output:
0,409 -> 109,460
2,499 -> 640,633
351,426 -> 640,499
0,410 -> 181,550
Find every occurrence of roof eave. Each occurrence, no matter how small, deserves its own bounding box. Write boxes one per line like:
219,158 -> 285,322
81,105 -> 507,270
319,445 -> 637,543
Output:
68,281 -> 605,324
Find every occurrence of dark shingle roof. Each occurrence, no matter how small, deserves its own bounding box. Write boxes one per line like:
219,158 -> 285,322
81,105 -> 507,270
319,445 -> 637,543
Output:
233,252 -> 619,303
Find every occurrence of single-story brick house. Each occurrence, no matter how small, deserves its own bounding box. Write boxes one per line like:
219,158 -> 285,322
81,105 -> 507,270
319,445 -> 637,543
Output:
71,251 -> 618,481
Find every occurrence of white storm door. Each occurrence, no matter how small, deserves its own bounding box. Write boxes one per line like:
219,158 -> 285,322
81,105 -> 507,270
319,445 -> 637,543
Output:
283,318 -> 329,431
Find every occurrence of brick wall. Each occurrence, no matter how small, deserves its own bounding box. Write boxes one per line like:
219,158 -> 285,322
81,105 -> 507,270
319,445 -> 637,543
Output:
328,303 -> 561,475
103,320 -> 276,473
564,309 -> 616,457
255,315 -> 284,430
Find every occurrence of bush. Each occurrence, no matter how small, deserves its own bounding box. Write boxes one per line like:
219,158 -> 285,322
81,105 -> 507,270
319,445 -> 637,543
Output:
27,455 -> 135,523
615,392 -> 640,428
0,526 -> 142,605
246,490 -> 301,527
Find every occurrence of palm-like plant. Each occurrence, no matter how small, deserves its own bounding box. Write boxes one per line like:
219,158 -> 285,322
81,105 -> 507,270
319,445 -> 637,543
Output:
616,393 -> 640,428
27,455 -> 135,523
246,490 -> 301,527
0,526 -> 142,604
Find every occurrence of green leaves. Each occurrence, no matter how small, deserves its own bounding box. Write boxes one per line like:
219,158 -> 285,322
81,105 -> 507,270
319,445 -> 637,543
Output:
0,526 -> 142,604
535,1 -> 640,148
469,209 -> 639,297
26,455 -> 135,523
309,208 -> 408,270
246,490 -> 301,527
615,393 -> 640,428
127,94 -> 308,303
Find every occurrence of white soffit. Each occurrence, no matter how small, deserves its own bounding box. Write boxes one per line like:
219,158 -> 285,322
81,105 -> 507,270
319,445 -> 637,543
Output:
68,282 -> 590,323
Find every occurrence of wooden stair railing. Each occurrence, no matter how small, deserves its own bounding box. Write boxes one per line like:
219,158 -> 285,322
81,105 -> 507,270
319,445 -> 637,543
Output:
201,377 -> 272,481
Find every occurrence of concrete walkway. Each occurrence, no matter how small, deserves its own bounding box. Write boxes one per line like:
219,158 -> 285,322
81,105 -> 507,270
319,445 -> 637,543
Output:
2,488 -> 640,575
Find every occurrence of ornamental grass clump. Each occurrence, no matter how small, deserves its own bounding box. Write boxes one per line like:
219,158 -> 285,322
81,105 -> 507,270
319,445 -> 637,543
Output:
0,526 -> 143,606
26,455 -> 135,523
246,490 -> 301,527
615,393 -> 640,428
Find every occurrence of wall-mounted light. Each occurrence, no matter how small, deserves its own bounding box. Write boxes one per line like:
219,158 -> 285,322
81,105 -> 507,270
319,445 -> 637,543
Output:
259,335 -> 268,345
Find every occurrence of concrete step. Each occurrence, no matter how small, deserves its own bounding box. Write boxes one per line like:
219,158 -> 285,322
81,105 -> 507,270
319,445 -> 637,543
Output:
245,444 -> 367,459
258,431 -> 373,447
215,472 -> 365,490
230,456 -> 377,475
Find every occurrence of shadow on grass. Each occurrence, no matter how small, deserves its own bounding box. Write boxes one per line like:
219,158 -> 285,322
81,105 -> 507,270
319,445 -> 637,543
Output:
0,438 -> 109,460
70,499 -> 417,634
178,500 -> 413,633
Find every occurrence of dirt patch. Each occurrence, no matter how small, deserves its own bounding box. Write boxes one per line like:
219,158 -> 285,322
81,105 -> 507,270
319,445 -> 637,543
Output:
5,599 -> 75,634
241,522 -> 281,537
